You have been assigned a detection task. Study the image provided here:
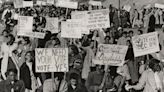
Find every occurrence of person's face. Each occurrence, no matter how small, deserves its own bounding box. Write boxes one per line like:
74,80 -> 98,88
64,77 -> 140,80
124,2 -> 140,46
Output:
7,72 -> 16,81
70,79 -> 77,86
153,64 -> 161,72
68,47 -> 73,55
52,40 -> 56,45
21,39 -> 27,45
25,53 -> 32,62
6,36 -> 11,43
129,32 -> 133,37
3,31 -> 8,36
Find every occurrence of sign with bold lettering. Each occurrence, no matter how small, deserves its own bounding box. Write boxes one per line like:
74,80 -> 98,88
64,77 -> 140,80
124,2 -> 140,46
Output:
93,44 -> 128,66
23,1 -> 33,7
87,9 -> 110,29
132,32 -> 160,57
35,48 -> 68,72
45,17 -> 59,33
17,16 -> 45,39
61,21 -> 82,38
56,0 -> 78,9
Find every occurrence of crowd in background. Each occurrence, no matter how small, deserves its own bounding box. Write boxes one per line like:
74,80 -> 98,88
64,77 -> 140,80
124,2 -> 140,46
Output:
0,1 -> 163,92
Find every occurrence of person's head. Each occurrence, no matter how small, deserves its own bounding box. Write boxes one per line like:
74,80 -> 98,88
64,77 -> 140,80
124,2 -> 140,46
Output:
22,37 -> 30,45
6,34 -> 15,45
104,36 -> 111,44
70,73 -> 79,86
68,45 -> 79,55
129,30 -> 134,37
6,69 -> 17,81
96,65 -> 105,73
137,29 -> 143,35
51,38 -> 60,46
122,31 -> 127,37
149,58 -> 161,72
54,72 -> 64,81
2,29 -> 9,36
25,51 -> 34,62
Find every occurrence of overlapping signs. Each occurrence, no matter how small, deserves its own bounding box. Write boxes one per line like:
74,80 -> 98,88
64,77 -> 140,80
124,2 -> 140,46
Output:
132,32 -> 160,57
93,44 -> 128,66
35,48 -> 68,72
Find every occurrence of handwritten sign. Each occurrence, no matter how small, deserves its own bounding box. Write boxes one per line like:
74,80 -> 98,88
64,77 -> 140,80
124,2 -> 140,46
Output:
45,17 -> 59,33
14,0 -> 23,8
35,48 -> 68,72
93,44 -> 128,66
23,1 -> 33,7
47,0 -> 54,5
61,21 -> 82,38
89,1 -> 102,6
36,0 -> 46,5
132,32 -> 160,57
87,9 -> 110,29
155,3 -> 164,9
56,0 -> 78,9
17,16 -> 45,39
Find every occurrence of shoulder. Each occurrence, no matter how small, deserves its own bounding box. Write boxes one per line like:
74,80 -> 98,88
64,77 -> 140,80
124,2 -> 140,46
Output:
44,79 -> 53,84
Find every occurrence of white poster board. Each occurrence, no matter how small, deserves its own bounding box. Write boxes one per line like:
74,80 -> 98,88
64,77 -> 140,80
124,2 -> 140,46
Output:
89,1 -> 102,6
56,0 -> 78,9
35,48 -> 68,72
45,17 -> 59,33
71,11 -> 89,34
61,21 -> 82,38
14,0 -> 23,8
155,3 -> 164,9
46,0 -> 54,5
23,1 -> 33,7
93,44 -> 128,66
132,32 -> 160,57
36,0 -> 46,5
17,16 -> 45,39
87,9 -> 110,29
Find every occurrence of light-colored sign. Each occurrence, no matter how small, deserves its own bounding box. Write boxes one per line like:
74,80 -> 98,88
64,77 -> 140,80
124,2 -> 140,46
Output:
17,16 -> 45,39
45,17 -> 59,33
23,1 -> 33,7
14,0 -> 23,8
35,48 -> 68,72
46,0 -> 54,5
61,21 -> 82,38
93,44 -> 128,66
123,5 -> 131,12
56,0 -> 78,9
155,3 -> 164,9
132,32 -> 160,57
87,9 -> 110,29
36,0 -> 46,5
89,1 -> 102,6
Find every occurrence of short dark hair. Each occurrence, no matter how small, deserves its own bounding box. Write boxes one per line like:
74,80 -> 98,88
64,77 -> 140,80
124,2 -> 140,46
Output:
54,72 -> 64,81
70,73 -> 79,80
149,58 -> 160,71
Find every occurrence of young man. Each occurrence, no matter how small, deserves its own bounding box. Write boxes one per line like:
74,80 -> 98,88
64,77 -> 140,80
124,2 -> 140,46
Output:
0,69 -> 25,92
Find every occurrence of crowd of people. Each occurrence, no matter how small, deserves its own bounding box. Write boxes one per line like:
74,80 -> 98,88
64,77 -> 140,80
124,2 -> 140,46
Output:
0,1 -> 163,92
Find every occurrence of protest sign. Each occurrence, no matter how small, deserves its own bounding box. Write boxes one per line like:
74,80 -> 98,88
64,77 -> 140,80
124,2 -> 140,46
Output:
17,16 -> 45,39
36,0 -> 46,5
89,1 -> 102,6
35,48 -> 68,72
23,1 -> 33,7
14,0 -> 23,8
67,19 -> 89,34
45,17 -> 59,33
155,3 -> 164,9
132,32 -> 160,57
87,9 -> 110,29
56,0 -> 78,9
93,44 -> 128,66
61,21 -> 82,38
46,0 -> 54,5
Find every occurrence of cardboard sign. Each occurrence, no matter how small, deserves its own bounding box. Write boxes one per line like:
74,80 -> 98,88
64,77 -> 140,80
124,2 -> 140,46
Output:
45,17 -> 59,33
14,0 -> 23,8
35,48 -> 68,72
93,44 -> 128,66
132,32 -> 160,57
155,3 -> 164,9
56,0 -> 78,9
46,0 -> 54,5
71,11 -> 89,34
17,16 -> 45,39
89,1 -> 102,6
36,0 -> 46,5
87,9 -> 110,29
23,1 -> 33,7
61,21 -> 82,38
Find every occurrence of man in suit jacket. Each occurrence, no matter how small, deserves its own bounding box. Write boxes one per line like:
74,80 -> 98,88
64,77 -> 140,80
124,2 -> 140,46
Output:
126,58 -> 164,92
0,69 -> 25,92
